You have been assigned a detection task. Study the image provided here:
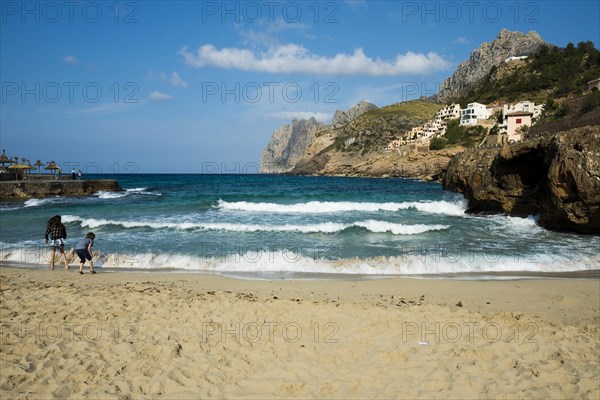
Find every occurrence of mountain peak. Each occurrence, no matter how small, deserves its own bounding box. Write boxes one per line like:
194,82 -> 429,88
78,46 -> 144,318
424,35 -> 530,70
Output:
437,30 -> 546,102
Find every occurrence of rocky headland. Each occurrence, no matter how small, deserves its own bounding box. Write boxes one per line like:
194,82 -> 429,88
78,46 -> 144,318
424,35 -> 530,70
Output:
443,126 -> 600,234
259,30 -> 547,179
0,180 -> 123,199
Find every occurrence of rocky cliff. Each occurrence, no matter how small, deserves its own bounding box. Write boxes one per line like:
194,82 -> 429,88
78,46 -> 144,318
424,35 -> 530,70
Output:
443,126 -> 600,234
0,180 -> 123,199
259,117 -> 324,173
259,102 -> 377,173
437,29 -> 546,103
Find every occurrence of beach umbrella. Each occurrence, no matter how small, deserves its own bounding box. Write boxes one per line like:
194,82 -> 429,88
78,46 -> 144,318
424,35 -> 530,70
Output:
0,149 -> 11,166
45,161 -> 61,177
7,159 -> 29,180
34,160 -> 44,174
24,160 -> 34,175
44,161 -> 60,171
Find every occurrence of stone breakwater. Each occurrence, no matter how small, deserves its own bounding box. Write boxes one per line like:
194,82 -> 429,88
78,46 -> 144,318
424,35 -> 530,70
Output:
0,180 -> 123,199
443,126 -> 600,234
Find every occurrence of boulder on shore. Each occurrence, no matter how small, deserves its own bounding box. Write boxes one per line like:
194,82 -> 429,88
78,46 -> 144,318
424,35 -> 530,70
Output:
443,126 -> 600,234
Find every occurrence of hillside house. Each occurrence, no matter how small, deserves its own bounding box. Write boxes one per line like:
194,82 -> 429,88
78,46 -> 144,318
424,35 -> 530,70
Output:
460,102 -> 491,126
587,77 -> 600,91
505,56 -> 528,63
503,111 -> 533,142
503,101 -> 544,119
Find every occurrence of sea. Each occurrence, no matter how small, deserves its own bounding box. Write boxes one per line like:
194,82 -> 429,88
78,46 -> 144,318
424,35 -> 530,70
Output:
1,174 -> 599,279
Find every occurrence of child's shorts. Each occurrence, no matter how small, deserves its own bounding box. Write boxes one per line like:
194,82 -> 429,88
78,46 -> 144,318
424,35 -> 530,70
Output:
76,249 -> 92,263
50,239 -> 64,251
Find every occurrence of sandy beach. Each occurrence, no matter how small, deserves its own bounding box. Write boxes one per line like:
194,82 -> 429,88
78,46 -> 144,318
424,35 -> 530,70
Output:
0,266 -> 598,399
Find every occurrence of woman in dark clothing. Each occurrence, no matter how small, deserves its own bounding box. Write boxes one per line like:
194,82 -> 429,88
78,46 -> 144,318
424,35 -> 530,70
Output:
44,215 -> 69,270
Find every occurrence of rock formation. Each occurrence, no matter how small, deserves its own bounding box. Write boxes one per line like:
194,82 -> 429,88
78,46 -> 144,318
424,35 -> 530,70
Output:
0,180 -> 123,199
437,29 -> 546,102
443,126 -> 600,234
259,117 -> 324,173
332,101 -> 378,128
259,102 -> 377,173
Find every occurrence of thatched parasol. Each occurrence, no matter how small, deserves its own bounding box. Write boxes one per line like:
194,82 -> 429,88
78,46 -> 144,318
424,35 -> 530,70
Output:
0,150 -> 11,166
44,161 -> 60,171
7,159 -> 29,180
34,160 -> 44,174
45,161 -> 61,177
24,160 -> 34,175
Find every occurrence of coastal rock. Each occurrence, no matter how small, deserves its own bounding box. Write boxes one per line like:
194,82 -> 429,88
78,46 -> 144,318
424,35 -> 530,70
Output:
259,101 -> 378,174
259,117 -> 324,173
291,146 -> 463,180
443,126 -> 600,234
437,29 -> 546,102
0,180 -> 123,199
332,101 -> 378,128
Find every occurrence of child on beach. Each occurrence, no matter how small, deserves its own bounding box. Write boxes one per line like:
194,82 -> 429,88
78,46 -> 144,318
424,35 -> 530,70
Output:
75,232 -> 96,274
44,215 -> 68,270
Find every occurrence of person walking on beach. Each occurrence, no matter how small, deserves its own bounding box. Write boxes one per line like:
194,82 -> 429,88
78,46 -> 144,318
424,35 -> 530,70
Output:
76,232 -> 96,274
71,168 -> 76,180
78,169 -> 82,180
44,215 -> 69,270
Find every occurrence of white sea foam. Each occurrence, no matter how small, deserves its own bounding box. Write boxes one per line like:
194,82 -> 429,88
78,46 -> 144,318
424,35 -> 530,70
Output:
126,187 -> 149,192
59,215 -> 448,235
126,187 -> 162,196
62,215 -> 198,230
2,242 -> 598,275
68,251 -> 600,274
95,188 -> 161,199
24,198 -> 63,207
95,191 -> 128,199
353,220 -> 448,235
217,199 -> 467,216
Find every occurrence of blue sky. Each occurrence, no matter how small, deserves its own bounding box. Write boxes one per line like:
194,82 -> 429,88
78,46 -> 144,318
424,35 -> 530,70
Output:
1,0 -> 599,173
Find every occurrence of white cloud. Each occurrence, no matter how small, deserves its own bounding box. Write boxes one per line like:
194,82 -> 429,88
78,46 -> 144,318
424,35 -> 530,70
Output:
149,91 -> 174,101
271,111 -> 330,122
147,71 -> 188,88
179,44 -> 451,76
453,36 -> 470,45
63,55 -> 79,64
169,72 -> 187,88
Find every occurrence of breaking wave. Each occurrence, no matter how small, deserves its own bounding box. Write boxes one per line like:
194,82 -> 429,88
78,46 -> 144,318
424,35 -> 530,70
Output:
60,215 -> 449,235
217,199 -> 467,216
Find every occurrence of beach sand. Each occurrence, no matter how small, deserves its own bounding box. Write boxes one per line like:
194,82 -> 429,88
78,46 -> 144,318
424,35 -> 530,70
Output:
1,266 -> 598,399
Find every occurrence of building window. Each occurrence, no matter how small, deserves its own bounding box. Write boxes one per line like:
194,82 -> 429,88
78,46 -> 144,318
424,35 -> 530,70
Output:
516,118 -> 522,124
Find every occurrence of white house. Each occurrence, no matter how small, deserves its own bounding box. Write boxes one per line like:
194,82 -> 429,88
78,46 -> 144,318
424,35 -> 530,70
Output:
435,104 -> 461,121
460,102 -> 491,126
505,56 -> 528,63
503,101 -> 544,120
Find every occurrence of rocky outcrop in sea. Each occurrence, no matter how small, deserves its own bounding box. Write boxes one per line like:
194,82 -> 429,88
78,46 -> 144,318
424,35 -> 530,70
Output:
443,126 -> 600,234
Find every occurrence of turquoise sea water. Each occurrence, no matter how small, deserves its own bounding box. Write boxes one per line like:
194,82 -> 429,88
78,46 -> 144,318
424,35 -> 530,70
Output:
1,174 -> 598,277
